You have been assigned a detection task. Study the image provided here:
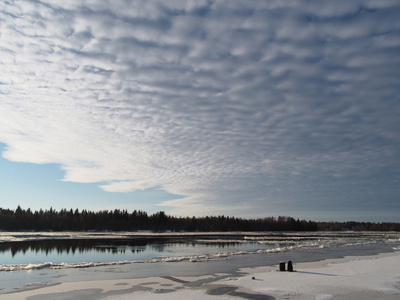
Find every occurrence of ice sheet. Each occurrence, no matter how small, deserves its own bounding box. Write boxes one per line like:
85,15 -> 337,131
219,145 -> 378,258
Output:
2,252 -> 399,300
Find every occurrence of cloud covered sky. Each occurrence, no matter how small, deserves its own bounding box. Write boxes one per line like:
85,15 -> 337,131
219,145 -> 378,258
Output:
1,0 -> 399,221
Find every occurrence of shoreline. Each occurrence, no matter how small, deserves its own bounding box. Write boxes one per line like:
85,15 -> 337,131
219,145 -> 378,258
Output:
222,251 -> 400,300
1,250 -> 399,299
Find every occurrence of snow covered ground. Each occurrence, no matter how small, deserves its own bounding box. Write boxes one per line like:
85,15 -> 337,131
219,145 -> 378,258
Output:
220,251 -> 400,299
1,251 -> 399,299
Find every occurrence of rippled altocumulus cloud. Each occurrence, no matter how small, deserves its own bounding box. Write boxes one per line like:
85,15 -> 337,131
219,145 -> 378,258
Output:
1,0 -> 399,217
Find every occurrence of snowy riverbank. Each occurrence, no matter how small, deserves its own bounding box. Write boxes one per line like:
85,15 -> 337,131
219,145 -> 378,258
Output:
2,250 -> 399,299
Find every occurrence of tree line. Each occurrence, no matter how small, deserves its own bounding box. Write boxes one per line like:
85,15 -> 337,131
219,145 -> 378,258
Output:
0,206 -> 317,231
0,206 -> 398,232
317,221 -> 400,231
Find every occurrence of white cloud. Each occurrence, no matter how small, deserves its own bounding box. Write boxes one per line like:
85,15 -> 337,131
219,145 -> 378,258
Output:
0,0 -> 399,217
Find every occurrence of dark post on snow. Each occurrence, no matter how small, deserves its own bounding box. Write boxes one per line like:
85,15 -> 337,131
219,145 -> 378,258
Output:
279,261 -> 286,271
287,260 -> 293,272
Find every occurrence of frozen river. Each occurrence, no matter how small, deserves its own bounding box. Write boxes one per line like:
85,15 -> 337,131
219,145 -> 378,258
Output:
1,231 -> 399,294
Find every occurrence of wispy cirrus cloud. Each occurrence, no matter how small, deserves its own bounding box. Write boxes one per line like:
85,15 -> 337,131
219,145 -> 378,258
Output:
0,0 -> 399,218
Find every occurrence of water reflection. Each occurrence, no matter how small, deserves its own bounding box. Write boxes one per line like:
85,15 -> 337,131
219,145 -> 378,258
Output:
0,239 -> 151,257
0,239 -> 251,258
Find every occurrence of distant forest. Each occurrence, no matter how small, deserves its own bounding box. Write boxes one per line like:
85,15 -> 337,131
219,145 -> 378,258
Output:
0,206 -> 399,232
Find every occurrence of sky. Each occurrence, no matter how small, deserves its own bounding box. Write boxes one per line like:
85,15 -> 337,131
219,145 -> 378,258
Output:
0,0 -> 399,222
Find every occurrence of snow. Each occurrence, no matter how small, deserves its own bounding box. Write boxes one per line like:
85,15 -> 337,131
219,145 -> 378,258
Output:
221,251 -> 400,299
106,290 -> 234,300
2,251 -> 399,300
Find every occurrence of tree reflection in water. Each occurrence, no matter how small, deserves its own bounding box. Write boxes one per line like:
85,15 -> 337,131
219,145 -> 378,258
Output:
0,239 -> 248,258
0,239 -> 150,257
